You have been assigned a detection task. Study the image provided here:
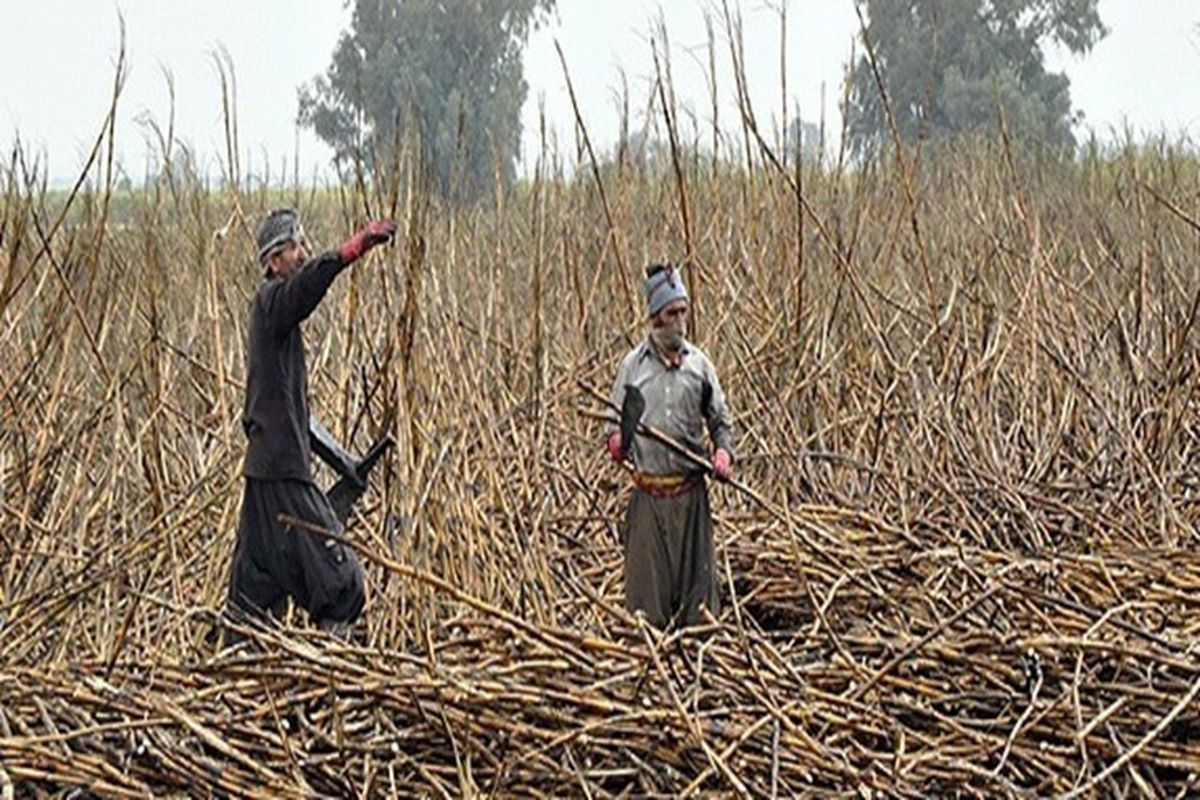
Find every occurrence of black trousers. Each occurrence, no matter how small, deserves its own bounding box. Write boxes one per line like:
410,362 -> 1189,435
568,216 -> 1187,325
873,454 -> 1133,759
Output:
226,478 -> 365,628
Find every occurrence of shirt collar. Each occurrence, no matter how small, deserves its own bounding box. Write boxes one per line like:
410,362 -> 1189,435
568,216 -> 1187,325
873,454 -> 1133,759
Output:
639,336 -> 690,367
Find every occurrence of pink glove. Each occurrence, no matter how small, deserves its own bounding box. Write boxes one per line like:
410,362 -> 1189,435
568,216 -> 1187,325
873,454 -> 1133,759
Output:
712,448 -> 732,481
339,219 -> 397,264
607,432 -> 623,462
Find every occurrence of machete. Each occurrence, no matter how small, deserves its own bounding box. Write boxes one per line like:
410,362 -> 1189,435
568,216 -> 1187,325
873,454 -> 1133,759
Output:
618,384 -> 645,460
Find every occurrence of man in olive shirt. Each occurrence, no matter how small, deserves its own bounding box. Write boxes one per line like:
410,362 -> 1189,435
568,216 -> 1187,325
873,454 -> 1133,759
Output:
607,264 -> 735,628
226,208 -> 395,636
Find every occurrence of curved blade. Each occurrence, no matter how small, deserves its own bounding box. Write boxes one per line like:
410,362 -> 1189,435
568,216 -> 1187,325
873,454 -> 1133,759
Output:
619,384 -> 645,458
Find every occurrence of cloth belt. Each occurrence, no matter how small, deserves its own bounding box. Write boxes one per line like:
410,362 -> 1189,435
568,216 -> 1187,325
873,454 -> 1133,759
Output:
632,472 -> 700,498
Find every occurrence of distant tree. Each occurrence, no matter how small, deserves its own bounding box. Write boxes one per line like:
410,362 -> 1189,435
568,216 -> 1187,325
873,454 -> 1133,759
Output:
785,117 -> 824,166
845,0 -> 1107,156
610,129 -> 669,173
299,0 -> 555,200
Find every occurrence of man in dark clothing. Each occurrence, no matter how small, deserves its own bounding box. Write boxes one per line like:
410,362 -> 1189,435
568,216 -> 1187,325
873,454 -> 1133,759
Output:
606,264 -> 735,629
226,208 -> 395,634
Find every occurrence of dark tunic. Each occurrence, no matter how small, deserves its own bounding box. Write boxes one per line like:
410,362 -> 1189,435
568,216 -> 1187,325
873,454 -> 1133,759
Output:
242,251 -> 347,481
227,251 -> 366,628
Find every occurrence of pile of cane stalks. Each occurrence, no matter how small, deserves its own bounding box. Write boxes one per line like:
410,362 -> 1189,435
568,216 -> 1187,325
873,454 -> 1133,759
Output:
2,501 -> 1198,797
3,50 -> 1200,795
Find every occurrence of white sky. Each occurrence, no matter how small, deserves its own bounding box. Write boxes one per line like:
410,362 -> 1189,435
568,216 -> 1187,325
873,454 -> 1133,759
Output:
1,1 -> 1197,185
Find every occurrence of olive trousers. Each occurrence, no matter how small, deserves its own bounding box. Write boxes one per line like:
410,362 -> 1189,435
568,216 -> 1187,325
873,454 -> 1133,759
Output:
622,481 -> 719,629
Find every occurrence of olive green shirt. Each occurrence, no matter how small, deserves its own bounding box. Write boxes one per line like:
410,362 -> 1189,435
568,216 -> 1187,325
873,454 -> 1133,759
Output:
609,338 -> 734,476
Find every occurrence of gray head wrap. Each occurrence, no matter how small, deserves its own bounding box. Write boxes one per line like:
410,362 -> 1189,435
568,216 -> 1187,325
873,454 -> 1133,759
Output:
644,264 -> 688,316
256,208 -> 304,265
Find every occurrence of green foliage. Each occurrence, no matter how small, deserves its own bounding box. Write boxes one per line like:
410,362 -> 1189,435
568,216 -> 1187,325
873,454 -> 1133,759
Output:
299,0 -> 555,201
845,0 -> 1107,156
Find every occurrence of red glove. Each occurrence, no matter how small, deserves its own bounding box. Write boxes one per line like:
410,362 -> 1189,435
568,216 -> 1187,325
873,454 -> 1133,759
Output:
712,448 -> 732,481
339,219 -> 397,264
607,432 -> 623,462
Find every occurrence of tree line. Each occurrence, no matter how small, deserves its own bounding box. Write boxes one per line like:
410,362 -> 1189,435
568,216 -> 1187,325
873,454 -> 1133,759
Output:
299,0 -> 1107,200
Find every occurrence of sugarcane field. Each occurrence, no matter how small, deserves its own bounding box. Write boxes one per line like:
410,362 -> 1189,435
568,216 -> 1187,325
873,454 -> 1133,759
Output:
2,2 -> 1200,798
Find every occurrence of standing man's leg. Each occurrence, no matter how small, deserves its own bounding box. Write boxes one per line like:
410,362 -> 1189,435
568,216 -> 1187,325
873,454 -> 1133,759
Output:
622,490 -> 673,628
281,480 -> 366,630
678,483 -> 719,626
226,480 -> 288,643
228,479 -> 364,636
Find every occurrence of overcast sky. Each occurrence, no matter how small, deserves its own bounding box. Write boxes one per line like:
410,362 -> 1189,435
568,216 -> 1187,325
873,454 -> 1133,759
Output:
2,1 -> 1198,185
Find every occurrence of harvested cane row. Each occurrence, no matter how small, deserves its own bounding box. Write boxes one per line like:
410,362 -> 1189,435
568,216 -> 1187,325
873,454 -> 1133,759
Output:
0,509 -> 1197,796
